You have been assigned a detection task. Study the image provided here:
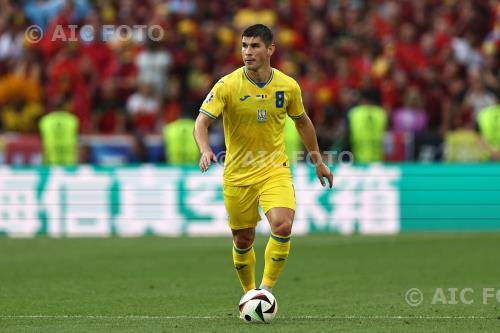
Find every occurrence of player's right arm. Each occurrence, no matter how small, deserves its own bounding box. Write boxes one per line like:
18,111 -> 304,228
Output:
194,113 -> 217,172
193,80 -> 228,172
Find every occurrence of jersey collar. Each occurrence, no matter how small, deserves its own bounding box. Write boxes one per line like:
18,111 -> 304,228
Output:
243,67 -> 274,88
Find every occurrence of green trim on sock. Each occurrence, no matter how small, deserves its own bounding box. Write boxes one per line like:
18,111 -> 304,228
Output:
233,245 -> 253,254
270,233 -> 291,243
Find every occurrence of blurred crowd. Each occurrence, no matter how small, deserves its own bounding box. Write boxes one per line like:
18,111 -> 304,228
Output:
1,0 -> 500,162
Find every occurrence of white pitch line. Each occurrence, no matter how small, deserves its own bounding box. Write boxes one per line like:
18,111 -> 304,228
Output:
0,315 -> 495,320
290,315 -> 494,320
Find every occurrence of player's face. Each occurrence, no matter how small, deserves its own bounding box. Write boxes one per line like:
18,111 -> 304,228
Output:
241,36 -> 274,71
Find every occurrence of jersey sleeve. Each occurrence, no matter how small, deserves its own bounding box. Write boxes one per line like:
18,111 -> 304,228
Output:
287,81 -> 306,119
199,80 -> 228,119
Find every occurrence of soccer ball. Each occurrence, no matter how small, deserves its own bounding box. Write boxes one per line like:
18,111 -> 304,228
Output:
238,288 -> 278,324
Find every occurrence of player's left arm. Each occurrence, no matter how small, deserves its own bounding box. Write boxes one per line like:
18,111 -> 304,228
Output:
286,81 -> 333,188
293,114 -> 333,188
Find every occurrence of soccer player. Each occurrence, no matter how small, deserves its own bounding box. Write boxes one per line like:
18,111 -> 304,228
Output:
193,24 -> 333,294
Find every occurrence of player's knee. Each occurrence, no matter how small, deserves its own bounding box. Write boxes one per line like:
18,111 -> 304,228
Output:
271,217 -> 293,236
233,231 -> 255,249
234,237 -> 253,249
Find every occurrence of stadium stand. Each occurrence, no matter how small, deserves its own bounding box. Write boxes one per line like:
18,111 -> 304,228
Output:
0,0 -> 499,164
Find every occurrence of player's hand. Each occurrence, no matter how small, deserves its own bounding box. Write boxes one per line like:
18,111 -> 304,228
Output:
315,162 -> 333,188
199,151 -> 217,173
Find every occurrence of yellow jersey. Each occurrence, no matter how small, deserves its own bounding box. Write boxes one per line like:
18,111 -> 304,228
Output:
200,67 -> 305,186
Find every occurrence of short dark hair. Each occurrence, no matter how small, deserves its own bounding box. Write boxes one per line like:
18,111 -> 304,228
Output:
242,24 -> 274,46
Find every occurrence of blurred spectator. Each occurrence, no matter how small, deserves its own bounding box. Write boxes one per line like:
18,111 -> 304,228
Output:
392,87 -> 428,134
126,83 -> 160,134
39,102 -> 79,165
0,68 -> 41,106
136,38 -> 172,98
93,81 -> 125,134
463,70 -> 496,122
162,75 -> 182,124
1,97 -> 43,133
109,40 -> 138,101
80,11 -> 118,82
45,41 -> 95,133
233,0 -> 276,31
479,53 -> 499,95
163,112 -> 199,165
444,117 -> 485,162
0,8 -> 24,63
452,31 -> 483,69
477,104 -> 500,161
347,91 -> 387,163
395,23 -> 427,74
167,0 -> 197,16
23,0 -> 90,30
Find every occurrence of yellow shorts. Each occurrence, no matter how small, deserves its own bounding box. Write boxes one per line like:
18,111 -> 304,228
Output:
223,172 -> 295,230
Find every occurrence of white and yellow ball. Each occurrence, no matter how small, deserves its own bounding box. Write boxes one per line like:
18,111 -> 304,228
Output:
238,288 -> 278,324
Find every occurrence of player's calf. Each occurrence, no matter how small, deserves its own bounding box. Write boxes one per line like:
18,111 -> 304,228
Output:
232,228 -> 257,292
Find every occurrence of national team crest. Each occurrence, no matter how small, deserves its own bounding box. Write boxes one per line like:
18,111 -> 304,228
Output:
257,109 -> 267,122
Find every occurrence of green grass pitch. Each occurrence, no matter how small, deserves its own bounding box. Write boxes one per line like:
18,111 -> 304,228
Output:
1,233 -> 499,332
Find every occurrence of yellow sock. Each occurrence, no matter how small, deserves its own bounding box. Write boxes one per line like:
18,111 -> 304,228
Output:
262,233 -> 291,289
232,243 -> 256,292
